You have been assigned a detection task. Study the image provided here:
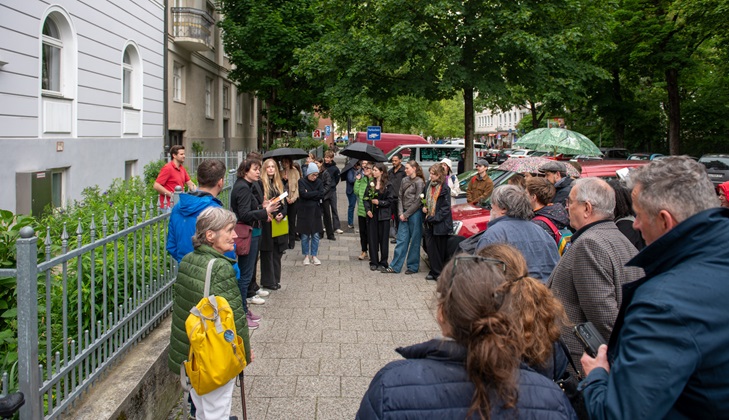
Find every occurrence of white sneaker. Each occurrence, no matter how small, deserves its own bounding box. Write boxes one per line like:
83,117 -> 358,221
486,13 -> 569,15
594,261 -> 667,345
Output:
247,295 -> 265,305
256,289 -> 270,297
311,256 -> 322,265
335,229 -> 344,234
303,256 -> 310,265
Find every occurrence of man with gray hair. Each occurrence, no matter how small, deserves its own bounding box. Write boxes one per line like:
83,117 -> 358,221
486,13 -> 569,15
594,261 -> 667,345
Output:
476,185 -> 559,280
547,177 -> 643,371
581,157 -> 729,419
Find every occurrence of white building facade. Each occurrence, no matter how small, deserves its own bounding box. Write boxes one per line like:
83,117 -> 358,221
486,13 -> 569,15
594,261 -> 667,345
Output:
474,106 -> 529,147
0,0 -> 165,215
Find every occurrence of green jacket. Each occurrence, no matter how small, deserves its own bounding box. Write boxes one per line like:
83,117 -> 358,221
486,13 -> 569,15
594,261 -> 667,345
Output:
354,176 -> 371,217
168,245 -> 251,374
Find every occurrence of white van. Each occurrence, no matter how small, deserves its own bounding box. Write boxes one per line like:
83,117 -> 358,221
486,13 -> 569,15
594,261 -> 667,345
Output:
385,143 -> 489,174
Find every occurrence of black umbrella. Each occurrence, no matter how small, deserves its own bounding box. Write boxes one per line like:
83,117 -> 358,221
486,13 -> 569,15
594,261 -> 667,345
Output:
340,142 -> 388,162
339,158 -> 361,181
262,147 -> 309,160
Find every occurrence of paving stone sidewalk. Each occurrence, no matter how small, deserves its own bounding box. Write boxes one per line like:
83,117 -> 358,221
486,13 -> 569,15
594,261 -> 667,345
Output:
168,156 -> 440,419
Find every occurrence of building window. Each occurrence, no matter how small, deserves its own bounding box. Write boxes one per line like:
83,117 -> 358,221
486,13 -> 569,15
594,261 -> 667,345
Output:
249,96 -> 254,125
125,160 -> 138,180
173,62 -> 183,102
42,19 -> 62,93
223,85 -> 230,111
205,77 -> 213,118
122,50 -> 132,106
51,169 -> 67,209
236,93 -> 243,124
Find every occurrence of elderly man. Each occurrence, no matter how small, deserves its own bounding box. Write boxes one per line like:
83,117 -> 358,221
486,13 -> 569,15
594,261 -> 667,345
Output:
539,161 -> 572,207
580,157 -> 729,419
476,185 -> 559,280
466,159 -> 494,204
547,177 -> 643,371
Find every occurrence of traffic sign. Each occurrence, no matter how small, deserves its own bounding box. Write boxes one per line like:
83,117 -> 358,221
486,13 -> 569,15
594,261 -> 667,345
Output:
367,126 -> 381,141
325,125 -> 331,136
313,129 -> 321,138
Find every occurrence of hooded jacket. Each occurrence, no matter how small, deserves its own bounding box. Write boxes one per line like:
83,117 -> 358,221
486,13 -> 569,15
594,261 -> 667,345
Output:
357,339 -> 577,420
582,207 -> 729,419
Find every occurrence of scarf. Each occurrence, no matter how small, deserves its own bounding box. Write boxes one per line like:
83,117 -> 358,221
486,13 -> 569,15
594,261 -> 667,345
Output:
426,182 -> 442,217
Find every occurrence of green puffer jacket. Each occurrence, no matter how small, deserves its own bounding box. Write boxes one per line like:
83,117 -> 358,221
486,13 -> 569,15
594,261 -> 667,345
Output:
168,245 -> 251,374
354,176 -> 371,217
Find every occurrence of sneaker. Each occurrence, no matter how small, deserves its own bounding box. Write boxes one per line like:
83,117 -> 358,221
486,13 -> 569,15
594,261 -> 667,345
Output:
303,256 -> 311,265
247,295 -> 266,305
247,318 -> 259,330
247,310 -> 261,322
358,252 -> 368,260
335,229 -> 344,234
347,224 -> 355,229
256,289 -> 270,297
312,256 -> 322,265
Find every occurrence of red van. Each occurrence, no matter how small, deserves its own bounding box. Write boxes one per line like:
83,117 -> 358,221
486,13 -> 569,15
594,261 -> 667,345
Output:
354,132 -> 428,155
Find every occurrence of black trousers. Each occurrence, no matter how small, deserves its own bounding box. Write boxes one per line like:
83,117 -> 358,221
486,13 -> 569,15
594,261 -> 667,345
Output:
260,249 -> 283,288
368,218 -> 390,267
358,215 -> 369,252
288,200 -> 298,248
322,198 -> 335,239
423,226 -> 448,277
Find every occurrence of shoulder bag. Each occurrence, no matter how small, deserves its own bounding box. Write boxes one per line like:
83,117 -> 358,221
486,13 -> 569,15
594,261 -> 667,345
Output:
234,222 -> 252,256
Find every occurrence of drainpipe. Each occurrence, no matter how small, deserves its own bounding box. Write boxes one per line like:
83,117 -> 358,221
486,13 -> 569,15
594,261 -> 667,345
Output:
162,0 -> 169,155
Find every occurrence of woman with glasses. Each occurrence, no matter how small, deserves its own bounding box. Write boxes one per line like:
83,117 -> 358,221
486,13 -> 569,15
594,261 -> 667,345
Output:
357,254 -> 577,419
422,164 -> 452,280
354,161 -> 371,260
383,161 -> 426,274
298,162 -> 325,265
364,163 -> 394,271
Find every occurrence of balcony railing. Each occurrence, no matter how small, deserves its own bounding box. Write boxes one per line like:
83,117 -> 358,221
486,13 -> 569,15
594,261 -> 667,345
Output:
171,7 -> 214,51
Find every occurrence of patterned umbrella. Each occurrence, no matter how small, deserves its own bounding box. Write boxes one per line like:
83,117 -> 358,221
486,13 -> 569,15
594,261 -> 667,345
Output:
515,128 -> 601,156
497,156 -> 580,177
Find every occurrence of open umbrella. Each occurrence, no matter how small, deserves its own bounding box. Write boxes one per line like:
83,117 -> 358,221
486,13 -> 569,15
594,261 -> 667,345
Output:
339,142 -> 387,162
515,128 -> 601,156
497,156 -> 580,177
262,147 -> 309,160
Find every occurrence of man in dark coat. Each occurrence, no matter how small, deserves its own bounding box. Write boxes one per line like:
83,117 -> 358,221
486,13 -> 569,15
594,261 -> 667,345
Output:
387,153 -> 406,241
322,151 -> 342,235
581,157 -> 729,419
539,161 -> 574,207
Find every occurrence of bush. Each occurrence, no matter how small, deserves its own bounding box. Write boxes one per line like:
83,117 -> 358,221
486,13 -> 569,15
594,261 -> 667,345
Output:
143,159 -> 166,190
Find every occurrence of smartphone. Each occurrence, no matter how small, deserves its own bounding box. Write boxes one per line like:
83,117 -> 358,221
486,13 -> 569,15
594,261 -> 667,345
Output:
573,322 -> 606,358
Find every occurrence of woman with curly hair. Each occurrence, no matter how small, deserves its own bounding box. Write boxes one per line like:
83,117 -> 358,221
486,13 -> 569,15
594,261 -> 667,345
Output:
357,254 -> 576,419
478,243 -> 569,380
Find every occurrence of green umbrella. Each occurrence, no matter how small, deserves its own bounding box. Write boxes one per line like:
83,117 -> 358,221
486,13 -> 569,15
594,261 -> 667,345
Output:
515,128 -> 601,156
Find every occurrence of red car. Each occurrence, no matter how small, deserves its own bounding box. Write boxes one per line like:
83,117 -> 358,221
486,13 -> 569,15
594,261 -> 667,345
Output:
451,160 -> 649,238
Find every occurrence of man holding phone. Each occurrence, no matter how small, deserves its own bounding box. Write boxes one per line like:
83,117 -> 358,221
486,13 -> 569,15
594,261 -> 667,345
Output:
580,157 -> 729,419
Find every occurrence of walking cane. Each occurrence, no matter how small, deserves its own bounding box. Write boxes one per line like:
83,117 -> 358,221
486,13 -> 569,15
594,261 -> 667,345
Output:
239,372 -> 247,420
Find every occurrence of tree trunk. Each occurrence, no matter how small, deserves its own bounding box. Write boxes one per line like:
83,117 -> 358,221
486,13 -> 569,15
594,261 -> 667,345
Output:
464,87 -> 475,171
611,69 -> 625,148
530,102 -> 539,129
666,68 -> 680,154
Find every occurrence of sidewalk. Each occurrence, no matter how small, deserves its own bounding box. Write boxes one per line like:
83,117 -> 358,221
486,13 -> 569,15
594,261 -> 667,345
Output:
168,157 -> 440,419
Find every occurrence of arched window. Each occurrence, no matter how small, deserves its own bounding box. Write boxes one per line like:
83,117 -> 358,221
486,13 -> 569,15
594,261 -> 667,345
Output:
122,50 -> 132,105
121,43 -> 142,109
42,18 -> 62,92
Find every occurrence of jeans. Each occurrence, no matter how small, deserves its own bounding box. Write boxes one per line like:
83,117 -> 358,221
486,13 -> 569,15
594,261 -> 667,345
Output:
237,235 -> 260,313
300,232 -> 320,256
389,211 -> 423,273
346,192 -> 357,226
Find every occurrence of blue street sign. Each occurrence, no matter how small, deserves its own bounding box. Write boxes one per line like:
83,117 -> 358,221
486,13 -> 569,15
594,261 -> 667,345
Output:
325,125 -> 331,136
367,126 -> 381,141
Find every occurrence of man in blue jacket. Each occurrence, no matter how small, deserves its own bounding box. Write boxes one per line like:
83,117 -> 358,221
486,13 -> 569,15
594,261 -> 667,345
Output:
580,156 -> 729,419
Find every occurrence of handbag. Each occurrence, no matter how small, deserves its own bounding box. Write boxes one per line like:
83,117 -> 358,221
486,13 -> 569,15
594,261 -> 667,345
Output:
234,222 -> 252,256
181,259 -> 247,395
272,216 -> 289,238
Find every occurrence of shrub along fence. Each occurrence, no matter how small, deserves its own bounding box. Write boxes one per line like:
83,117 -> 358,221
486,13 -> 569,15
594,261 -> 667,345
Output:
0,173 -> 235,419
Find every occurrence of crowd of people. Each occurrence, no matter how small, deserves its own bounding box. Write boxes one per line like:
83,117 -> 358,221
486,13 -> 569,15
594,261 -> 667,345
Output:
158,144 -> 729,419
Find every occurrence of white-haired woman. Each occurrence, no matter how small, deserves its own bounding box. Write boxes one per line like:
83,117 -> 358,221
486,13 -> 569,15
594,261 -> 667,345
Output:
168,207 -> 251,419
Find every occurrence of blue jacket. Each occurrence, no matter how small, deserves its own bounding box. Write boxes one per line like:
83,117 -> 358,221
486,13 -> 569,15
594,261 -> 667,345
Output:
581,207 -> 729,419
357,339 -> 577,420
166,191 -> 239,277
476,216 -> 560,281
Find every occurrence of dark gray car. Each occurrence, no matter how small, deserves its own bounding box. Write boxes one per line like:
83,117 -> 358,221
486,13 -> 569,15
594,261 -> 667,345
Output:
699,154 -> 729,186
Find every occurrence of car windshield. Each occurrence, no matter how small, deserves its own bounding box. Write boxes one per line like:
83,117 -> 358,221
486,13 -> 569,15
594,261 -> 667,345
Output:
700,157 -> 729,170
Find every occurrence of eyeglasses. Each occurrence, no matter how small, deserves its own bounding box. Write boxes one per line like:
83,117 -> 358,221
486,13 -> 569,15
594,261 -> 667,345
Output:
565,197 -> 583,206
364,166 -> 373,170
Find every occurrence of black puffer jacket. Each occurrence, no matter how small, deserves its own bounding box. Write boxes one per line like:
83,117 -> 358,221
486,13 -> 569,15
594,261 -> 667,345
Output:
363,182 -> 394,222
357,339 -> 577,419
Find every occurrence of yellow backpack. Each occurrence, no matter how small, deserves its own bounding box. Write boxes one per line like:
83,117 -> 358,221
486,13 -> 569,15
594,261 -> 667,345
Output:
181,258 -> 246,395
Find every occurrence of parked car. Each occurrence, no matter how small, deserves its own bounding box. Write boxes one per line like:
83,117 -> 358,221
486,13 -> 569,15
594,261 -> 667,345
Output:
599,147 -> 630,159
571,155 -> 604,162
628,153 -> 664,161
699,154 -> 729,186
509,149 -> 532,158
451,160 -> 650,238
353,131 -> 428,154
496,149 -> 515,164
385,143 -> 489,174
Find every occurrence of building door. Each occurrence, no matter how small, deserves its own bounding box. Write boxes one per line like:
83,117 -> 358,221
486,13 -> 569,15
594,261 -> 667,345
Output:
168,130 -> 183,155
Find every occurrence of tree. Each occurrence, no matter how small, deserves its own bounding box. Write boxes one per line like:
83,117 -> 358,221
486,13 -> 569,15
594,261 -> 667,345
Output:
219,0 -> 331,147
